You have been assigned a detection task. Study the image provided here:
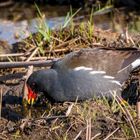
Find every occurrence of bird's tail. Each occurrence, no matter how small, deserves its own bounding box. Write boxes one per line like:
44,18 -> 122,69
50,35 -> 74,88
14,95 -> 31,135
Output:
117,57 -> 140,83
131,58 -> 140,71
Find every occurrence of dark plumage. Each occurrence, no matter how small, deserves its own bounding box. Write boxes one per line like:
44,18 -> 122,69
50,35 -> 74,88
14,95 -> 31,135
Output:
27,47 -> 140,102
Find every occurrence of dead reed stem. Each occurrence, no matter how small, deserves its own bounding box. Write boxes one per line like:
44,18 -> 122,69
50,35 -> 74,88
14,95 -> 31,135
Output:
0,87 -> 2,119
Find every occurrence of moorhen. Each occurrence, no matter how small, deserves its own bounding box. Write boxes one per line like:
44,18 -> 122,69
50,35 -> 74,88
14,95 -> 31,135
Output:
26,47 -> 140,104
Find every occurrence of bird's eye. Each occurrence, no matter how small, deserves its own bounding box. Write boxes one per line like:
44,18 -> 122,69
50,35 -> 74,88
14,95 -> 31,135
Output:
32,82 -> 36,87
32,82 -> 35,85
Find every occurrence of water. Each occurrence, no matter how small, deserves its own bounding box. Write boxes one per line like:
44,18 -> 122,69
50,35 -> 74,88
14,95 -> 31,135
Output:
0,6 -> 139,45
0,17 -> 65,44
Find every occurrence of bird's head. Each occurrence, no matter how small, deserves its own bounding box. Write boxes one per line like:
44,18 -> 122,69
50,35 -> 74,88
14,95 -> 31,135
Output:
26,70 -> 45,105
26,73 -> 39,105
26,69 -> 56,105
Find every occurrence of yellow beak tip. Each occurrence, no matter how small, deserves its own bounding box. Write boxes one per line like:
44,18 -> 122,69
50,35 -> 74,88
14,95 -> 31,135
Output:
27,98 -> 35,105
31,99 -> 34,105
28,99 -> 31,104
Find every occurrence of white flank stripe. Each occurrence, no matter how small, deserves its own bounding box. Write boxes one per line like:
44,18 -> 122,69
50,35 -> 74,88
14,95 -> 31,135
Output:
111,80 -> 121,86
131,58 -> 140,69
103,75 -> 114,79
90,71 -> 106,75
74,66 -> 93,71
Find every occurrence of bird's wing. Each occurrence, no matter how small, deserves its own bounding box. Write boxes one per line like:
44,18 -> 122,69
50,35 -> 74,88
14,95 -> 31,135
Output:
52,47 -> 140,78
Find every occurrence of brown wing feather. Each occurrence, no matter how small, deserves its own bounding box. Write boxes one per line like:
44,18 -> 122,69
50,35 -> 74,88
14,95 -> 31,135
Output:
53,47 -> 140,77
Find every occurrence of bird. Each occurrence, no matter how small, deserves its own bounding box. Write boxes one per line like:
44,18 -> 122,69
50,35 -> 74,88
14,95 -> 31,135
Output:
26,47 -> 140,104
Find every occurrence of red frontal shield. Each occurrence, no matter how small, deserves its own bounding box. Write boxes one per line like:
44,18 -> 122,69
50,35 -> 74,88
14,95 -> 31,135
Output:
27,86 -> 37,105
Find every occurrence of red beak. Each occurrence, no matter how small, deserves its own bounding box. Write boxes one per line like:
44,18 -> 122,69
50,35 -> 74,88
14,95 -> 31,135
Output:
27,86 -> 37,105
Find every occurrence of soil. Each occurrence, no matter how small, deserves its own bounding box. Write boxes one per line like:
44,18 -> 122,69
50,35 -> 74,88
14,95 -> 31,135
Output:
0,24 -> 140,140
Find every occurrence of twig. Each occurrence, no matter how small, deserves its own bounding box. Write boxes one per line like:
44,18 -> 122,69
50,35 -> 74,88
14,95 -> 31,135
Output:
50,36 -> 63,43
0,53 -> 27,57
19,56 -> 57,61
41,110 -> 47,118
111,138 -> 129,140
86,118 -> 91,140
0,0 -> 13,7
26,47 -> 39,62
74,130 -> 83,140
136,101 -> 140,119
103,127 -> 120,140
28,56 -> 56,61
0,48 -> 33,58
66,103 -> 74,117
47,48 -> 70,53
91,133 -> 101,140
92,43 -> 104,47
0,88 -> 2,119
129,37 -> 136,46
55,40 -> 71,49
0,59 -> 59,69
105,116 -> 122,124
